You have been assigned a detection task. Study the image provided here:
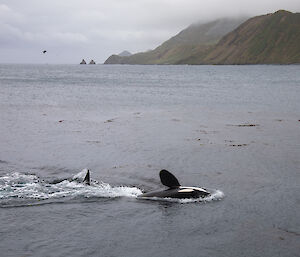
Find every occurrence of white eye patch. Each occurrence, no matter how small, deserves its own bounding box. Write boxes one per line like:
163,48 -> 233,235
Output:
179,186 -> 208,193
178,188 -> 194,193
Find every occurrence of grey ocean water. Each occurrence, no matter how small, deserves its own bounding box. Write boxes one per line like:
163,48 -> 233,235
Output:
0,64 -> 299,257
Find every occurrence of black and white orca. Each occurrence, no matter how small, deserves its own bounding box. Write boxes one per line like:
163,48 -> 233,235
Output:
138,169 -> 210,199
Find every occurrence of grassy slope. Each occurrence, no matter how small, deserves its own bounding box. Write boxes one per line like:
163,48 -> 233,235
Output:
201,10 -> 300,64
104,18 -> 246,64
105,10 -> 300,65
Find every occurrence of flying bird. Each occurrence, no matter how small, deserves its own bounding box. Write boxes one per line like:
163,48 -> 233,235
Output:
42,50 -> 47,54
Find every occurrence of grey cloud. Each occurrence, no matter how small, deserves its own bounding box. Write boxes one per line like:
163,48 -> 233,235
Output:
0,0 -> 299,63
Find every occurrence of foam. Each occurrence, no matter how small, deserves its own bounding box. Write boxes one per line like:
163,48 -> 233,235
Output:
0,172 -> 142,206
0,172 -> 224,206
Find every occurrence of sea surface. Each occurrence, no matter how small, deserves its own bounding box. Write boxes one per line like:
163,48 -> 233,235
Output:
0,64 -> 299,257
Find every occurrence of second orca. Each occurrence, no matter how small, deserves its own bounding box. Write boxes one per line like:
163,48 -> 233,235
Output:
47,169 -> 91,185
138,169 -> 210,199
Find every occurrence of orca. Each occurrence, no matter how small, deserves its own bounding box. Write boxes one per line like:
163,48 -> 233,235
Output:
70,168 -> 91,185
48,169 -> 91,185
138,169 -> 210,199
82,169 -> 90,185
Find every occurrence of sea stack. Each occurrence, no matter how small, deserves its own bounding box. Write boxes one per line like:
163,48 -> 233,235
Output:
89,60 -> 96,64
80,59 -> 86,64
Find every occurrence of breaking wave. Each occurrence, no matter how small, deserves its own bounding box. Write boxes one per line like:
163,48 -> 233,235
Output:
0,172 -> 142,207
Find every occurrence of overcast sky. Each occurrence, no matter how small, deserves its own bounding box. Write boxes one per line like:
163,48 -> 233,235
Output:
0,0 -> 299,64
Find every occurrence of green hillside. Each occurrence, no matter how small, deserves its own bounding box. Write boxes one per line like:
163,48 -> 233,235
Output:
104,10 -> 300,65
104,18 -> 246,64
200,10 -> 300,64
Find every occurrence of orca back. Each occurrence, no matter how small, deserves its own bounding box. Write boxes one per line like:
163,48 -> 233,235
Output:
138,170 -> 210,199
159,170 -> 181,188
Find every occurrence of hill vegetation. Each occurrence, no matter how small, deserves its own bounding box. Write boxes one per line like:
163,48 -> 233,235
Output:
104,17 -> 246,64
199,10 -> 300,64
104,10 -> 300,65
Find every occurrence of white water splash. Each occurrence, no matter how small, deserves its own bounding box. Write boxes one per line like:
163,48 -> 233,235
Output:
72,168 -> 88,181
0,172 -> 142,205
0,172 -> 224,206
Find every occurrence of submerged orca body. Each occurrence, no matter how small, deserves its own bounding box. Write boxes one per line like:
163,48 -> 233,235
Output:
139,170 -> 210,199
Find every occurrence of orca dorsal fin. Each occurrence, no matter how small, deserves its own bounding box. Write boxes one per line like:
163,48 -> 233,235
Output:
83,169 -> 90,185
159,170 -> 181,188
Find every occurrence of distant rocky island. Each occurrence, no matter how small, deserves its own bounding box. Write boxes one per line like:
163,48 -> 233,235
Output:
104,10 -> 300,65
80,59 -> 96,64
